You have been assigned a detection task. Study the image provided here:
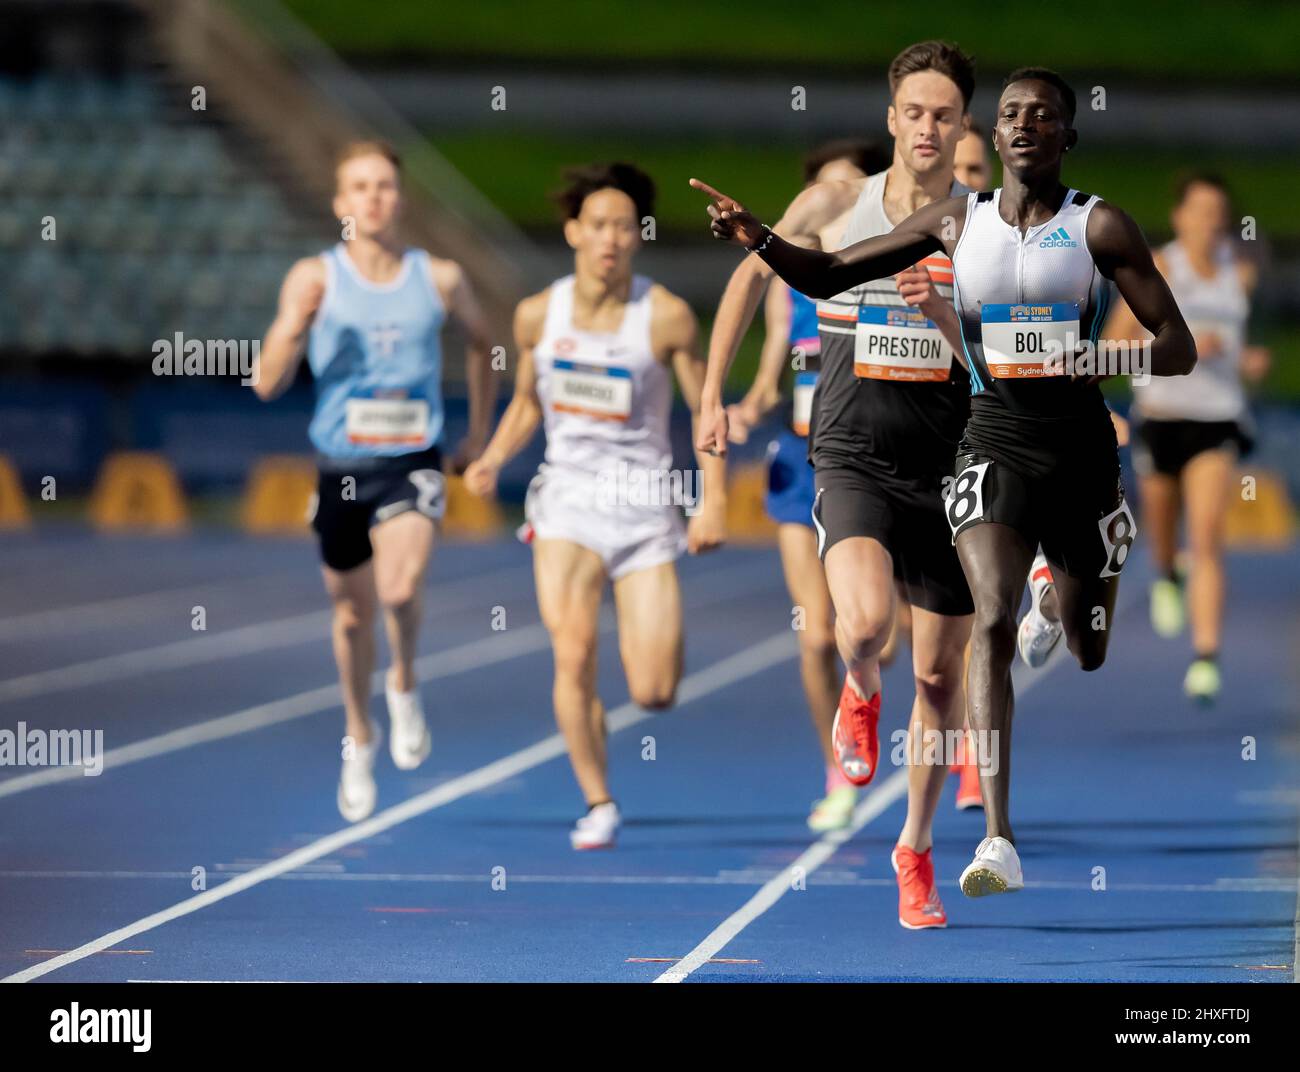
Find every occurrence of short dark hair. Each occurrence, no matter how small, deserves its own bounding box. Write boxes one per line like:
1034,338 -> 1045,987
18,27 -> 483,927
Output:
1174,171 -> 1231,206
965,119 -> 985,139
887,40 -> 976,111
801,138 -> 890,185
552,162 -> 655,221
1002,67 -> 1077,124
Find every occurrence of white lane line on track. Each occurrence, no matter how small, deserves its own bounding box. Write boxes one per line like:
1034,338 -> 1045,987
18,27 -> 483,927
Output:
654,615 -> 1080,983
653,772 -> 908,983
1,631 -> 799,983
2,870 -> 1292,893
0,578 -> 272,642
0,564 -> 533,703
0,558 -> 779,800
0,620 -> 557,800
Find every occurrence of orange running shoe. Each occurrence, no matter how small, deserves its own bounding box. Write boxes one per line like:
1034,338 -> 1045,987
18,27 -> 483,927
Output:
831,676 -> 880,786
892,844 -> 947,929
955,757 -> 983,811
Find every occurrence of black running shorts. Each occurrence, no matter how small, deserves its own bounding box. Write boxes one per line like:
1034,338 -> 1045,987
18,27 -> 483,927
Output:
1133,417 -> 1252,479
945,445 -> 1135,581
309,446 -> 446,572
812,464 -> 973,617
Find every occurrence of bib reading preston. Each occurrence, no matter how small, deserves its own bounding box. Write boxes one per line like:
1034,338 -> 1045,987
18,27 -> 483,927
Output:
854,307 -> 953,382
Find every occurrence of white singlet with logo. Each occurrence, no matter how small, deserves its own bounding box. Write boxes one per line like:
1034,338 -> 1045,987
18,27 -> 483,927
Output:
1131,240 -> 1248,422
952,188 -> 1111,386
532,274 -> 672,476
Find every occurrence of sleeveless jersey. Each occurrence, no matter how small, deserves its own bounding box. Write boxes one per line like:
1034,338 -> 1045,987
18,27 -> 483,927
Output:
951,187 -> 1113,477
307,244 -> 446,460
1131,240 -> 1248,422
811,170 -> 971,482
532,274 -> 672,477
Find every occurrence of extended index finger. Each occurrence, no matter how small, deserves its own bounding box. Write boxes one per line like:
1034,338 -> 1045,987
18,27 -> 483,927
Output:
689,177 -> 733,204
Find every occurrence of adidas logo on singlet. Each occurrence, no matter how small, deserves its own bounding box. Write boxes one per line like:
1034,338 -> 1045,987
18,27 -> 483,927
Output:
1039,226 -> 1078,249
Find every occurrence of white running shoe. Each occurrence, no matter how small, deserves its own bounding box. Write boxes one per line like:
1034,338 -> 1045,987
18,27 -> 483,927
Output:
337,724 -> 382,823
1017,554 -> 1063,669
959,836 -> 1024,897
570,801 -> 621,850
386,679 -> 431,771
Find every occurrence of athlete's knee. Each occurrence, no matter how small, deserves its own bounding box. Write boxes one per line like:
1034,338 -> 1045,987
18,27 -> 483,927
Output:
913,657 -> 964,716
1068,632 -> 1108,672
552,632 -> 598,682
970,594 -> 1017,658
376,573 -> 420,614
629,677 -> 677,711
331,596 -> 375,636
836,600 -> 893,660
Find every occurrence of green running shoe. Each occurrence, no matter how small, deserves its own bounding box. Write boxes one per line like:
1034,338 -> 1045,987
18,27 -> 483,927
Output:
1150,578 -> 1185,638
1184,658 -> 1221,705
807,785 -> 857,832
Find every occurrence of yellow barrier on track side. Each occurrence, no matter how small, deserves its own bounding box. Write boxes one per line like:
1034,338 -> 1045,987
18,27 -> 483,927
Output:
88,452 -> 188,532
0,455 -> 31,529
241,455 -> 317,535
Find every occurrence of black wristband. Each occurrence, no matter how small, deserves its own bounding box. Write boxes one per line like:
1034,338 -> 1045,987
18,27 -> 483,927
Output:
749,226 -> 776,254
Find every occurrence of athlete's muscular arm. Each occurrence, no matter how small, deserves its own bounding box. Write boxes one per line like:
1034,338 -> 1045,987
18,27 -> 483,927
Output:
658,289 -> 726,553
895,264 -> 968,370
1235,259 -> 1272,382
698,181 -> 846,455
462,293 -> 546,498
691,179 -> 959,300
431,259 -> 497,472
728,277 -> 793,444
253,257 -> 325,401
1088,203 -> 1196,377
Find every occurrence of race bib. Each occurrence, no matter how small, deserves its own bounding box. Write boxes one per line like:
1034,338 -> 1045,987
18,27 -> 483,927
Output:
345,391 -> 429,446
980,303 -> 1080,378
1098,498 -> 1137,578
854,307 -> 953,382
550,359 -> 633,421
792,372 -> 818,436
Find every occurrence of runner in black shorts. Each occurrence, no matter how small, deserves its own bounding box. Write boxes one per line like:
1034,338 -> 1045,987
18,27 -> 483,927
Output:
697,41 -> 980,931
693,66 -> 1196,898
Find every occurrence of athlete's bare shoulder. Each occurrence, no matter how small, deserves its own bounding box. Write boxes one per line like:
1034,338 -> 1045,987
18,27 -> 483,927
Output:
285,254 -> 327,290
424,253 -> 466,293
780,178 -> 867,235
1084,200 -> 1147,261
280,255 -> 327,313
514,288 -> 551,347
648,283 -> 697,352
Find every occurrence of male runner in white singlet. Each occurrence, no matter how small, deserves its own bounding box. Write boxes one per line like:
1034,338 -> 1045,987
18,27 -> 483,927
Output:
465,163 -> 726,850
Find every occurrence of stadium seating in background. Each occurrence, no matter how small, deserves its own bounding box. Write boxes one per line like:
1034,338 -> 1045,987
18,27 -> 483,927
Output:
0,73 -> 330,358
